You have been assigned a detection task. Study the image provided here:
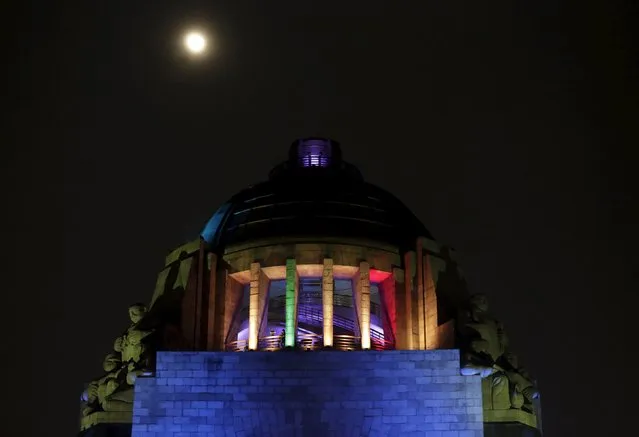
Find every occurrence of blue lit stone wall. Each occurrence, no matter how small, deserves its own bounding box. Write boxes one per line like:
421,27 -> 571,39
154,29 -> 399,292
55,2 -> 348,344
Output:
132,350 -> 483,437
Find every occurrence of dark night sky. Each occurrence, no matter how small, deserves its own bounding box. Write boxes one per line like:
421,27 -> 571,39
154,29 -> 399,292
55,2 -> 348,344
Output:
4,1 -> 638,436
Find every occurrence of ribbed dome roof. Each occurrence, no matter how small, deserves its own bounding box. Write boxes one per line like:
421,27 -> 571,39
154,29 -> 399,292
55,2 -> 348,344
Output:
201,138 -> 432,250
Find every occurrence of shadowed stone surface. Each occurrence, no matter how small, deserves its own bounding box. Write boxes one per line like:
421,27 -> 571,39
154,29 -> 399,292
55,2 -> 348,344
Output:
132,350 -> 484,437
78,423 -> 132,437
484,423 -> 542,437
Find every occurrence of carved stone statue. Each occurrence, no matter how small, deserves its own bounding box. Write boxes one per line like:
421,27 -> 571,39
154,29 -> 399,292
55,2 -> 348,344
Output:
81,303 -> 157,418
459,294 -> 507,377
115,303 -> 155,371
81,353 -> 133,416
500,352 -> 540,412
458,294 -> 540,413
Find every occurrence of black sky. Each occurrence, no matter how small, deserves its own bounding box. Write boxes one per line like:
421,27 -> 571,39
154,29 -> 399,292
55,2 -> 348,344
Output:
5,1 -> 638,436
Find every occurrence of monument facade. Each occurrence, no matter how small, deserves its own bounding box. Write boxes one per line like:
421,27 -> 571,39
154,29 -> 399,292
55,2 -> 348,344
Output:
79,138 -> 541,436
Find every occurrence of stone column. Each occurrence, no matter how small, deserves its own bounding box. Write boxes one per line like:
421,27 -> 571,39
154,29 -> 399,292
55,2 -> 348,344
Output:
403,251 -> 415,350
424,255 -> 439,350
205,253 -> 218,350
353,261 -> 371,350
221,273 -> 244,349
416,240 -> 426,350
248,262 -> 269,350
178,256 -> 198,349
322,258 -> 334,347
392,267 -> 408,349
379,271 -> 397,347
285,259 -> 298,348
207,262 -> 244,350
193,240 -> 206,349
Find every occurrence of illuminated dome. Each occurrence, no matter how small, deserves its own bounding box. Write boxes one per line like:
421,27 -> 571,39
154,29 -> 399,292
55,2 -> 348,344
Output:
201,138 -> 432,250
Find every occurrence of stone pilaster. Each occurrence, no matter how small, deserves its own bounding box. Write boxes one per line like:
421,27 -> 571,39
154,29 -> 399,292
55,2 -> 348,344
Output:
424,255 -> 439,350
221,273 -> 244,348
392,267 -> 408,349
416,240 -> 426,349
206,253 -> 218,350
403,251 -> 415,350
194,240 -> 206,349
207,266 -> 244,350
379,271 -> 397,346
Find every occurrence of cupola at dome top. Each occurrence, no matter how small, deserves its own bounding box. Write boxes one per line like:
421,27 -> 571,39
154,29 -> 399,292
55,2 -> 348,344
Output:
269,137 -> 357,181
292,138 -> 337,168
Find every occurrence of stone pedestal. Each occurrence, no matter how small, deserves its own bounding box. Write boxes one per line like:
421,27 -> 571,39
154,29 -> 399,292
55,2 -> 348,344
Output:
132,349 -> 484,436
484,422 -> 542,437
484,410 -> 541,437
78,411 -> 132,437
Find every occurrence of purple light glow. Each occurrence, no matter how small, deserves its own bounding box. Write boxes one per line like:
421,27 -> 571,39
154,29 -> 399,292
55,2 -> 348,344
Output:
298,139 -> 331,168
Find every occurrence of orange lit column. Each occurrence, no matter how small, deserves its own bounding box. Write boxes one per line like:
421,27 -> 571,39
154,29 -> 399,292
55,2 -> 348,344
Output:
248,262 -> 269,350
322,258 -> 334,347
403,251 -> 416,350
353,261 -> 371,350
424,254 -> 439,350
416,240 -> 426,349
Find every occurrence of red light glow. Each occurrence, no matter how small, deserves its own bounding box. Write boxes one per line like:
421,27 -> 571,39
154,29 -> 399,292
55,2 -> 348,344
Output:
369,269 -> 392,283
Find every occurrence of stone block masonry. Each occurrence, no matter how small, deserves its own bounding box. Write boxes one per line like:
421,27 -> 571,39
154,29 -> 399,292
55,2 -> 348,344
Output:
132,350 -> 483,437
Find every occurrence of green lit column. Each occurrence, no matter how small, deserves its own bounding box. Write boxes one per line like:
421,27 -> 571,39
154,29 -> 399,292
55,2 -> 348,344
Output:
285,258 -> 298,347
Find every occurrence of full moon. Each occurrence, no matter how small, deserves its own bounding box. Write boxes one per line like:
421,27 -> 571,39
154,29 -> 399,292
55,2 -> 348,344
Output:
184,31 -> 207,55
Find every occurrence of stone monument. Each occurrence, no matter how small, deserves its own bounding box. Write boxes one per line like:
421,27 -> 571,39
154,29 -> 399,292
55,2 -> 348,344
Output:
78,138 -> 541,437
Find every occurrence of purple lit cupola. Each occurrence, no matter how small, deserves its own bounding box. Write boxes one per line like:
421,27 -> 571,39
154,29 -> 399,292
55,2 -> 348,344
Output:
268,137 -> 353,180
297,138 -> 333,167
287,137 -> 343,170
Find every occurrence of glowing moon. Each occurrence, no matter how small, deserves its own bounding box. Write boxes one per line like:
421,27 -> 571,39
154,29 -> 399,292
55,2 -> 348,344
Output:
184,31 -> 207,55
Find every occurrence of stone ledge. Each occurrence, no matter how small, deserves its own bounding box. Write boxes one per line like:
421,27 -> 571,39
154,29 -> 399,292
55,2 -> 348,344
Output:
80,411 -> 132,431
484,408 -> 537,428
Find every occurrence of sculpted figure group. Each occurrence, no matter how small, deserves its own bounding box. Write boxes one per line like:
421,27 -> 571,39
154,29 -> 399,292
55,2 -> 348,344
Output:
81,303 -> 155,417
459,294 -> 540,413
